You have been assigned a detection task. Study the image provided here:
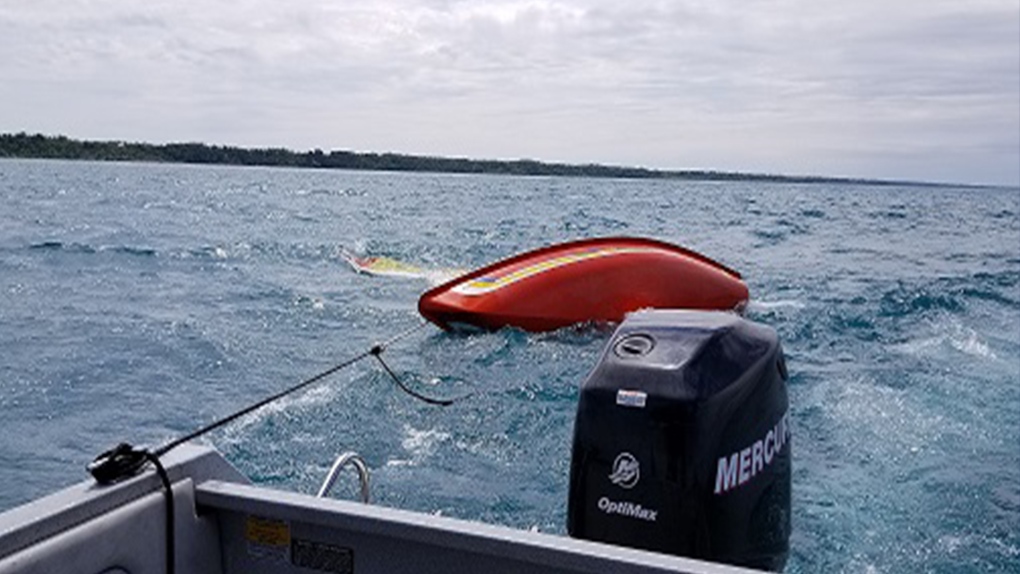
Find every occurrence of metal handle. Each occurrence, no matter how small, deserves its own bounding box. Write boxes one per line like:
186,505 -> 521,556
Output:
317,452 -> 370,503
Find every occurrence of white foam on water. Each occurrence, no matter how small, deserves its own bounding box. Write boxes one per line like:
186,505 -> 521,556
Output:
293,294 -> 326,310
747,299 -> 807,311
948,327 -> 995,359
937,534 -> 1020,559
218,382 -> 342,444
386,424 -> 451,467
811,374 -> 968,462
892,319 -> 997,360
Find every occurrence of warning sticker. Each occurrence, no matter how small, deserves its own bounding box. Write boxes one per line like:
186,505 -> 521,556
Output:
245,516 -> 291,562
292,538 -> 354,573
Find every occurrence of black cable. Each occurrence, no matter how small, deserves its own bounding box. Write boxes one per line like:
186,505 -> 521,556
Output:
144,451 -> 175,574
152,348 -> 373,457
370,347 -> 473,406
153,321 -> 428,457
89,322 -> 432,484
86,320 -> 456,574
86,445 -> 175,574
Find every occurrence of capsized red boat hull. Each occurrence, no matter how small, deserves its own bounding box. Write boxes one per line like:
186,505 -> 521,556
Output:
418,237 -> 749,332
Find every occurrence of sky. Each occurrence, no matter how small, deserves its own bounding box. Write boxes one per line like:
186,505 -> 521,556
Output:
1,0 -> 1018,186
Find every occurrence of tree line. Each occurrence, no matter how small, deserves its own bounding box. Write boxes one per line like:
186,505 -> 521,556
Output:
0,132 -> 895,185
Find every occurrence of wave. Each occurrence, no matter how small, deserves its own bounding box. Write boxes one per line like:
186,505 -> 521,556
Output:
109,246 -> 157,257
29,240 -> 96,254
799,208 -> 827,219
385,424 -> 451,468
217,382 -> 345,445
880,272 -> 1020,318
291,187 -> 365,198
188,246 -> 229,260
177,241 -> 350,264
891,319 -> 998,360
28,241 -> 156,257
880,283 -> 965,316
748,299 -> 807,311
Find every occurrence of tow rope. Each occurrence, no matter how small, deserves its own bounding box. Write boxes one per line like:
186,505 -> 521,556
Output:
86,320 -> 464,574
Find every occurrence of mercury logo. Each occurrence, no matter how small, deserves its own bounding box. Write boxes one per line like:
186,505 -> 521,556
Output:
714,411 -> 790,494
608,452 -> 640,489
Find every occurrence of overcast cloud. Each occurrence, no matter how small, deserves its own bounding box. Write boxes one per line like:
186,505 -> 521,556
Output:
1,0 -> 1017,185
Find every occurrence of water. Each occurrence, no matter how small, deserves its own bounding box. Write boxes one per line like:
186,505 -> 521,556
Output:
1,158 -> 1017,572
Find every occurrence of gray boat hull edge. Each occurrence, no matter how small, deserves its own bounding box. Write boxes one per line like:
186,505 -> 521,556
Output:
0,444 -> 764,574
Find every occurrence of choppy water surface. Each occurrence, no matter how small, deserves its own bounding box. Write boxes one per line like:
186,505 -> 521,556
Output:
1,159 -> 1017,572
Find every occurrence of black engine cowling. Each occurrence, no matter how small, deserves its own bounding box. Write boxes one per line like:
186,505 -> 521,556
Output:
567,310 -> 791,571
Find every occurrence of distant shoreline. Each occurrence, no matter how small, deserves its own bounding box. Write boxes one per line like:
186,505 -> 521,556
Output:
0,132 -> 967,187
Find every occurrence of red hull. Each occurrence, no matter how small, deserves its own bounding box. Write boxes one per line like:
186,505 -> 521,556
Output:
418,237 -> 749,332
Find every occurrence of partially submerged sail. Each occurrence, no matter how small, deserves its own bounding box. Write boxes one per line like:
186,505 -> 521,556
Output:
418,237 -> 749,332
341,249 -> 464,285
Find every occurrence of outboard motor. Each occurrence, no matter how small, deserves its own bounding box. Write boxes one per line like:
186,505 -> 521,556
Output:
567,310 -> 790,571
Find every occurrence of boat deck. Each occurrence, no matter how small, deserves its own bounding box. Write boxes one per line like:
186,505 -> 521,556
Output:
0,444 -> 762,574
